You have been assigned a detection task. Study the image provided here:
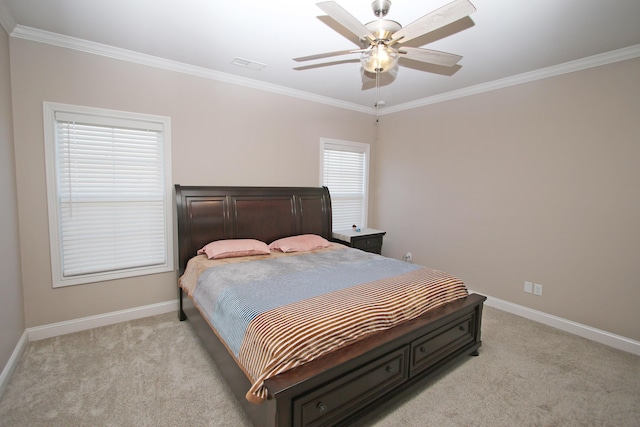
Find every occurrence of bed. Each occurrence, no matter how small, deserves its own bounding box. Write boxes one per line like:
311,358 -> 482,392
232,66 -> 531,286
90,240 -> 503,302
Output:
175,185 -> 486,427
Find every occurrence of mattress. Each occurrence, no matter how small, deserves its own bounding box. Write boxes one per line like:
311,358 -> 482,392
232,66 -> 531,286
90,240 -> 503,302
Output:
179,243 -> 468,404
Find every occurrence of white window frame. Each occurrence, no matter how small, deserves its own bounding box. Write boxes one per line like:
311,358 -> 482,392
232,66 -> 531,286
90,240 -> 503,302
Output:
320,138 -> 370,231
43,102 -> 174,287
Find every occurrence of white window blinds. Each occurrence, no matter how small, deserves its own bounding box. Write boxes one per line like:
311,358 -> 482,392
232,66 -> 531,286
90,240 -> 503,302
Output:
321,139 -> 370,231
44,103 -> 173,287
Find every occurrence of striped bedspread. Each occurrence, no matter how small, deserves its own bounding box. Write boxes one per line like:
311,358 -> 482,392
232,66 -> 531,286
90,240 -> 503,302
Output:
182,244 -> 468,404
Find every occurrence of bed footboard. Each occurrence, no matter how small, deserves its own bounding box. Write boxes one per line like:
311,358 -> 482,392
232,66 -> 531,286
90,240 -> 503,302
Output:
181,289 -> 485,427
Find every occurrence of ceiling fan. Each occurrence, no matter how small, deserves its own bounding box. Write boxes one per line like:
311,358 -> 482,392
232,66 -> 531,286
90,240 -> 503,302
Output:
294,0 -> 477,76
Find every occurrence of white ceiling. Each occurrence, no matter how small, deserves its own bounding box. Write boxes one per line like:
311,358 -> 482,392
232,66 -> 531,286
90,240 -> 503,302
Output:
1,0 -> 640,113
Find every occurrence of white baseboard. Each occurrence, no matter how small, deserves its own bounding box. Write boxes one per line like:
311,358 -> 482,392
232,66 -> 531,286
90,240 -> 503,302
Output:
0,330 -> 28,399
473,291 -> 640,356
27,299 -> 179,341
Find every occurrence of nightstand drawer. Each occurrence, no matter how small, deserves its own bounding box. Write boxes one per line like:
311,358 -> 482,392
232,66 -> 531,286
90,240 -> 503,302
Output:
331,228 -> 385,255
352,236 -> 383,251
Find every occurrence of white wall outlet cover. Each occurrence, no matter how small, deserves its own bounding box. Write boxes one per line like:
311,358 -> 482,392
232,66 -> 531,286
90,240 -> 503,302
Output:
533,283 -> 543,296
524,281 -> 533,293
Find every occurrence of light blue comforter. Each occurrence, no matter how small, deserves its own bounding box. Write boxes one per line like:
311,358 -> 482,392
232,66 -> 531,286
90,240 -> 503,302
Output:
192,247 -> 421,356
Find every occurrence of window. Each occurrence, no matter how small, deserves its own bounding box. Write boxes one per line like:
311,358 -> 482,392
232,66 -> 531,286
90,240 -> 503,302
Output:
43,102 -> 173,287
320,138 -> 370,231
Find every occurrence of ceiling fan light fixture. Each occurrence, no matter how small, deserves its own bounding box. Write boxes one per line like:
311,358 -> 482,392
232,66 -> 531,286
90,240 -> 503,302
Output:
360,44 -> 398,73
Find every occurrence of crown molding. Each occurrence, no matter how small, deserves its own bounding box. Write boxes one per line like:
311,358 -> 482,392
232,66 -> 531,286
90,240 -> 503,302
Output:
10,25 -> 374,115
382,44 -> 640,115
9,25 -> 639,116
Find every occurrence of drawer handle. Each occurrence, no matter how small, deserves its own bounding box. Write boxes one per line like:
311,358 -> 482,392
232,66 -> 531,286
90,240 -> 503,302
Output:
459,325 -> 466,332
385,365 -> 394,374
317,402 -> 327,414
420,346 -> 427,354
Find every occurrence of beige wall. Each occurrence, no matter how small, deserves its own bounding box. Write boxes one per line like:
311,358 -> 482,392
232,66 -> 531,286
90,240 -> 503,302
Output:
0,27 -> 24,371
10,38 -> 375,328
373,58 -> 640,341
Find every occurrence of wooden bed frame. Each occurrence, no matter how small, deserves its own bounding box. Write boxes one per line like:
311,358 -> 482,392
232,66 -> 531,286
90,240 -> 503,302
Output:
175,185 -> 486,427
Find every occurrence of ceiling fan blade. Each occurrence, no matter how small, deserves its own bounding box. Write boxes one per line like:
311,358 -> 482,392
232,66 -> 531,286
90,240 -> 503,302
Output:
294,49 -> 356,62
316,1 -> 375,41
392,0 -> 476,44
399,47 -> 462,67
294,58 -> 360,71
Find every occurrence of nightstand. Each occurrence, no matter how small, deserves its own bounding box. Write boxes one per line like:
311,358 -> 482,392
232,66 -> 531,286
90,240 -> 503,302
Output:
332,228 -> 386,254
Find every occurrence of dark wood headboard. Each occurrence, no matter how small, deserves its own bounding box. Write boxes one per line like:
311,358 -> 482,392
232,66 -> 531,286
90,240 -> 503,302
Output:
174,185 -> 332,275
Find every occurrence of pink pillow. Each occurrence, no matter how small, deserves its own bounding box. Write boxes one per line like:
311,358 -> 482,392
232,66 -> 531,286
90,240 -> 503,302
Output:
197,239 -> 270,259
268,234 -> 330,253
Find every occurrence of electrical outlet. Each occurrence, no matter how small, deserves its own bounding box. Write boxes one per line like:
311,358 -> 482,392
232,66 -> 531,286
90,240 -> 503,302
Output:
533,283 -> 543,296
524,281 -> 533,293
403,252 -> 412,263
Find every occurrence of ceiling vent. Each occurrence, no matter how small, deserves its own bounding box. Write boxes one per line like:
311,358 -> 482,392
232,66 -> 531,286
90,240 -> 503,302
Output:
231,57 -> 267,71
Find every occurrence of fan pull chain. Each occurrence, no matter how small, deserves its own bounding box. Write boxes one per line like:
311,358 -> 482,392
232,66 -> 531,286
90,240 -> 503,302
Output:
375,71 -> 380,123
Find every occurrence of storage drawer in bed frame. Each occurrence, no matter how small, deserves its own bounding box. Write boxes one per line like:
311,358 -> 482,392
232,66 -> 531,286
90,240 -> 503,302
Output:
293,347 -> 409,427
410,313 -> 475,376
280,299 -> 483,427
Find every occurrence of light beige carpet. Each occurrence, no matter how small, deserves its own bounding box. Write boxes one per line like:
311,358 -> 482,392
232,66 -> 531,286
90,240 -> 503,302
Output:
1,307 -> 639,426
